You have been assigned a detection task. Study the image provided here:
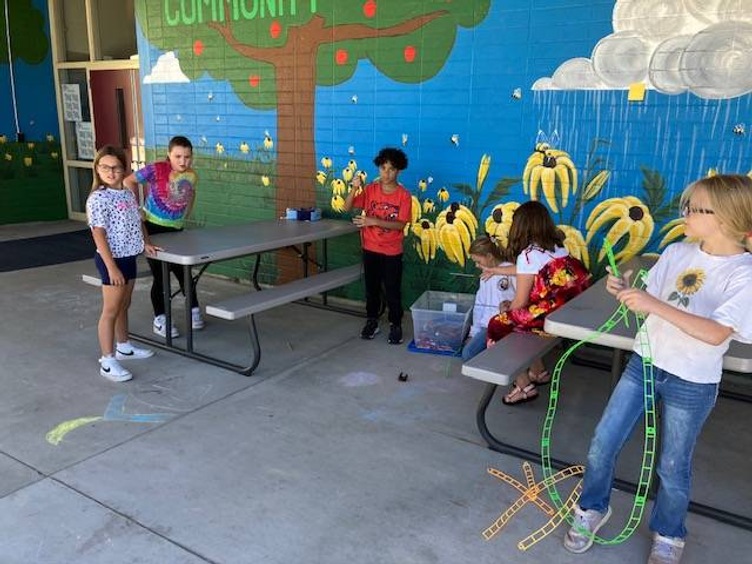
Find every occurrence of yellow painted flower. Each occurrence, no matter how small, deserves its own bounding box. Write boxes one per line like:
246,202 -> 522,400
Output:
46,134 -> 55,142
263,132 -> 273,150
342,167 -> 353,183
356,170 -> 367,184
331,194 -> 346,212
582,170 -> 610,201
321,156 -> 332,169
410,195 -> 421,225
347,159 -> 357,171
437,187 -> 449,202
706,168 -> 718,177
422,198 -> 435,214
23,157 -> 32,167
586,196 -> 654,262
4,153 -> 11,161
659,218 -> 686,249
331,178 -> 346,196
215,142 -> 225,154
522,145 -> 578,212
476,153 -> 491,192
558,224 -> 590,268
316,171 -> 327,185
50,152 -> 59,159
418,178 -> 427,192
0,135 -> 7,144
27,142 -> 35,150
261,175 -> 270,186
435,204 -> 477,266
239,142 -> 250,154
411,219 -> 438,263
484,202 -> 519,248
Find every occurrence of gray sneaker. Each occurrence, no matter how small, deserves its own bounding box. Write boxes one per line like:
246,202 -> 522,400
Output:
563,505 -> 612,554
647,533 -> 685,564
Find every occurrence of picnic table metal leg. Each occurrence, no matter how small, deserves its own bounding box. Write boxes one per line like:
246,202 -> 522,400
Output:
251,254 -> 262,291
242,314 -> 262,376
475,383 -> 571,472
185,265 -> 194,352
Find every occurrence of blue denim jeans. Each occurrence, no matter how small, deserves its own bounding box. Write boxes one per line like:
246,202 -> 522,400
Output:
461,328 -> 488,361
579,353 -> 718,539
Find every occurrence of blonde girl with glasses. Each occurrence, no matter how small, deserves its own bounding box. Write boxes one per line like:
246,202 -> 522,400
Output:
565,175 -> 752,563
86,145 -> 158,382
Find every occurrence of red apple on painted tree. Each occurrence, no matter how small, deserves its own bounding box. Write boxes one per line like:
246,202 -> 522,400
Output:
363,0 -> 377,18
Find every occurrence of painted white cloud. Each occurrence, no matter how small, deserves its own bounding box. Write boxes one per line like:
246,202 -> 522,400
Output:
143,51 -> 190,84
533,0 -> 752,99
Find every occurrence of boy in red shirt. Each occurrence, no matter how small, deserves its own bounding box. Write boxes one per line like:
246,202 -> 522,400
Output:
344,148 -> 412,344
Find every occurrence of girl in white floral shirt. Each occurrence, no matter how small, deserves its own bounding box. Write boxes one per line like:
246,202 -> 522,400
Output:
86,145 -> 158,382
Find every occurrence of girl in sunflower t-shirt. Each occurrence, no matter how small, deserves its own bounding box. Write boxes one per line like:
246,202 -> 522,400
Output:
564,175 -> 752,563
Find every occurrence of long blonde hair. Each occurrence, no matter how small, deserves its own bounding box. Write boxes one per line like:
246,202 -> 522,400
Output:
90,145 -> 128,192
681,174 -> 752,251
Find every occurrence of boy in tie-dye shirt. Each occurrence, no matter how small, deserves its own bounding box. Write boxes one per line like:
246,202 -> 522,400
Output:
124,135 -> 202,337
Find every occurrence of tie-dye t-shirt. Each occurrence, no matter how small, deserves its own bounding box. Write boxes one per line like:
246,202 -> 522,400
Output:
136,160 -> 198,228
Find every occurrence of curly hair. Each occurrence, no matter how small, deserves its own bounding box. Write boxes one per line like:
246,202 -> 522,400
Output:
373,147 -> 408,171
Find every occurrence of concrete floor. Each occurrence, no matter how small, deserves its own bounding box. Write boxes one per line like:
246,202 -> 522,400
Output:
1,221 -> 750,564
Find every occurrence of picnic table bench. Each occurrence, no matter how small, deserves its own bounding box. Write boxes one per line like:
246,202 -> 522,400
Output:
205,264 -> 362,375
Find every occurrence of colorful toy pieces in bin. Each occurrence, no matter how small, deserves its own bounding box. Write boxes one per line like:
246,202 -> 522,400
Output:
410,290 -> 474,353
285,207 -> 322,221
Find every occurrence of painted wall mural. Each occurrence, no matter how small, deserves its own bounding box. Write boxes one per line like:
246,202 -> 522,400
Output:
0,0 -> 65,224
134,0 -> 752,300
137,0 -> 491,216
534,0 -> 752,99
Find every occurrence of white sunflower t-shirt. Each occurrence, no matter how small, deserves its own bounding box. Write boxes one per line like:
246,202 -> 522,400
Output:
635,241 -> 752,384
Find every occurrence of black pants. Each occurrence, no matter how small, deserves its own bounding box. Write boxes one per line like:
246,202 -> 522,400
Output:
362,249 -> 403,325
145,221 -> 199,317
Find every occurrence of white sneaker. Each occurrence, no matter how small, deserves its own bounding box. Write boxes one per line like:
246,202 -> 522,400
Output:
99,357 -> 133,382
153,314 -> 179,338
191,307 -> 205,330
563,504 -> 612,554
115,343 -> 155,360
648,533 -> 685,564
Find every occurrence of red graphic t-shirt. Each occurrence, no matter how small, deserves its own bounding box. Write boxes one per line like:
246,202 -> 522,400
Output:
351,181 -> 412,256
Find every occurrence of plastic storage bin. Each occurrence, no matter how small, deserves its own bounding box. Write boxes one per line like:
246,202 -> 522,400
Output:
410,290 -> 474,352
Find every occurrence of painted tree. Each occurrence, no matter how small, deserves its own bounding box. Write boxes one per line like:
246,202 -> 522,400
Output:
0,0 -> 48,64
137,0 -> 491,214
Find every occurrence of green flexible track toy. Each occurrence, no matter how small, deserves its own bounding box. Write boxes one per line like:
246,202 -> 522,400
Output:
539,240 -> 656,547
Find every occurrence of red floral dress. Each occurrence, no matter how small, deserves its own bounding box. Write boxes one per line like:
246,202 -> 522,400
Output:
487,255 -> 591,342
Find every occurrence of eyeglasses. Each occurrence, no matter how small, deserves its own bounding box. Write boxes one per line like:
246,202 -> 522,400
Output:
681,206 -> 714,217
97,164 -> 125,174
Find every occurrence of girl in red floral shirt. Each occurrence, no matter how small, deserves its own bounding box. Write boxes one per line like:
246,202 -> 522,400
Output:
483,201 -> 591,404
